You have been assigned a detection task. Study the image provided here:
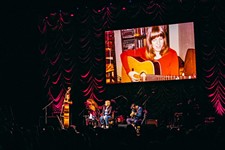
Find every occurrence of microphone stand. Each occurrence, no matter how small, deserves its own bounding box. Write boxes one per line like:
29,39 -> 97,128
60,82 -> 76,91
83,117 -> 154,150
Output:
42,100 -> 54,125
142,96 -> 150,107
112,95 -> 128,101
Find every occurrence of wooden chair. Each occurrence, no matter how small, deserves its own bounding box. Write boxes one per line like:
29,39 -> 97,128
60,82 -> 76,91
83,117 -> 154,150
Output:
184,48 -> 196,76
134,109 -> 148,135
135,109 -> 148,126
108,111 -> 115,127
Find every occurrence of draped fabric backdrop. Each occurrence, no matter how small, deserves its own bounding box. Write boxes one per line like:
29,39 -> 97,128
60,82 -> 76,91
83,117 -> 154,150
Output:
37,0 -> 225,126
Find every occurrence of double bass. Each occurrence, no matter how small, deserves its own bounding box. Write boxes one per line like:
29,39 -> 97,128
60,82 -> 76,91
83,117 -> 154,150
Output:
61,87 -> 73,128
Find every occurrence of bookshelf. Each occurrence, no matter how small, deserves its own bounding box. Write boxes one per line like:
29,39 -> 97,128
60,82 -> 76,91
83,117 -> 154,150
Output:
105,31 -> 117,83
121,27 -> 147,51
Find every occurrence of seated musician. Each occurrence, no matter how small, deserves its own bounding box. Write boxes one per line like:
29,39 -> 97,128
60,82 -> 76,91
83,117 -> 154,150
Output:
126,103 -> 143,128
99,100 -> 112,129
84,99 -> 100,128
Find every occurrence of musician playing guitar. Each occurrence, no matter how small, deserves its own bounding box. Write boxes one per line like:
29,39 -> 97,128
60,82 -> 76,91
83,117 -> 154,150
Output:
120,25 -> 179,83
126,103 -> 143,127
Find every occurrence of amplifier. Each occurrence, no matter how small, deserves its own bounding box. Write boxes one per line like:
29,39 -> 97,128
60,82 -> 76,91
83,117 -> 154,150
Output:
145,119 -> 158,127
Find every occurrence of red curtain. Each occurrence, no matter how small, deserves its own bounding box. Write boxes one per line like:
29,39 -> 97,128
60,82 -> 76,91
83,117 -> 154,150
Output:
37,0 -> 225,125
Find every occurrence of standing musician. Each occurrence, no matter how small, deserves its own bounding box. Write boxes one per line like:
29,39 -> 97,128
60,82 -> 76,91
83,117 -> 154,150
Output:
126,103 -> 143,127
84,99 -> 100,128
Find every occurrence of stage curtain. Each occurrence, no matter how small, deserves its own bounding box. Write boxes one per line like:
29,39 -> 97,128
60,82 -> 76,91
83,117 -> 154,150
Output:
37,0 -> 225,124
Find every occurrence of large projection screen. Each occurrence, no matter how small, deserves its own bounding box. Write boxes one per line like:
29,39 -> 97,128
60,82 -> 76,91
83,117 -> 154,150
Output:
105,22 -> 196,84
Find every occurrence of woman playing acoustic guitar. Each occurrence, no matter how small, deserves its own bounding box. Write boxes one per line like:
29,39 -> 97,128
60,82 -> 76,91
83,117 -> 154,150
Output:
120,25 -> 179,82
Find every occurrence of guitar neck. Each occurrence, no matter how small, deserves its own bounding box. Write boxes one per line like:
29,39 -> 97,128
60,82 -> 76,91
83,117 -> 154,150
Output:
144,74 -> 194,81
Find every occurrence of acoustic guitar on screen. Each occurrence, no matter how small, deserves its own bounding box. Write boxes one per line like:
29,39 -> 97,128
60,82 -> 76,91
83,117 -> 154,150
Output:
121,56 -> 161,83
121,56 -> 193,83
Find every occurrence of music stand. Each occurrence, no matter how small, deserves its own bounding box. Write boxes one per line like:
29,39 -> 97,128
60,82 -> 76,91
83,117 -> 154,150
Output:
42,100 -> 54,125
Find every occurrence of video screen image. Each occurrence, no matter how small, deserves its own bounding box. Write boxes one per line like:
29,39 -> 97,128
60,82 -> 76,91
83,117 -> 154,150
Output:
105,22 -> 196,84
